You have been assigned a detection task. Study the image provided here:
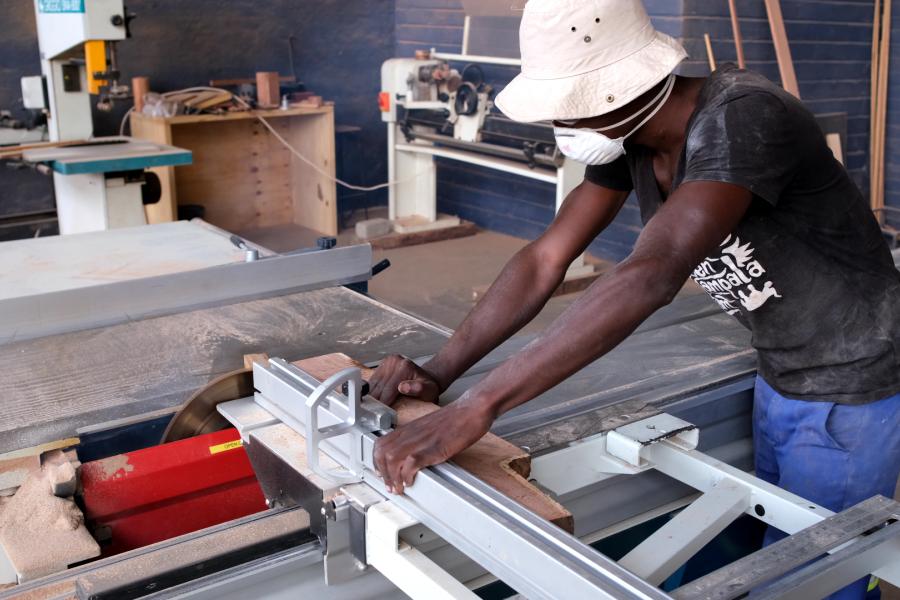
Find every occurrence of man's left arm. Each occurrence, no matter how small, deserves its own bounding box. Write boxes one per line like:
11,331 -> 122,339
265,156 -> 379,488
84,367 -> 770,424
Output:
373,181 -> 753,494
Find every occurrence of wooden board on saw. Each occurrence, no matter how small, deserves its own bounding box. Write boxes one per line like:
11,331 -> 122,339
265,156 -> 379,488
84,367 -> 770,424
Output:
294,353 -> 574,533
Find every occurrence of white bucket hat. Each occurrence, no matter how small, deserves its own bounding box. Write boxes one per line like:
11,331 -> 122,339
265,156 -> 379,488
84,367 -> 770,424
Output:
495,0 -> 688,123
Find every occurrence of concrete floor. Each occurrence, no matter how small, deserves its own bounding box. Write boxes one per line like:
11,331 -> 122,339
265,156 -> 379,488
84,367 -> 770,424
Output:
240,224 -> 613,333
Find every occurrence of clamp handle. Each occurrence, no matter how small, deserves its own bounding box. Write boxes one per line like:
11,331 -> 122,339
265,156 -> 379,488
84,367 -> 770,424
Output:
305,367 -> 365,484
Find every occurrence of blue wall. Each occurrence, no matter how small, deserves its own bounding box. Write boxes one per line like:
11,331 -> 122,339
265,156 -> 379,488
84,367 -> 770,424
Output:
397,0 -> 889,259
0,3 -> 55,239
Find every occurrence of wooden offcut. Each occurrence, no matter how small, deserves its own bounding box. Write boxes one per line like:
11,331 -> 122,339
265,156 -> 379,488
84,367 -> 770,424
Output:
132,77 -> 150,114
366,220 -> 479,250
293,353 -> 574,533
256,72 -> 281,108
764,0 -> 800,98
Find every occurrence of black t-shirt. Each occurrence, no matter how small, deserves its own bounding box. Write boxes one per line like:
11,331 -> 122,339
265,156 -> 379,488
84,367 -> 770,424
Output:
585,65 -> 900,405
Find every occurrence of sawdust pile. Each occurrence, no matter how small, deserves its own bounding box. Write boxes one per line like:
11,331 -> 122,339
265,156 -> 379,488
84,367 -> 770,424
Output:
0,462 -> 99,583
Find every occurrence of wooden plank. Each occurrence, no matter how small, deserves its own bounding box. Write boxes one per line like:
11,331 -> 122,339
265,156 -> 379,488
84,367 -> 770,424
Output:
727,0 -> 746,69
704,33 -> 716,72
210,75 -> 296,87
870,0 -> 882,213
826,133 -> 844,165
293,353 -> 574,532
0,438 -> 80,462
287,110 -> 338,235
873,0 -> 891,221
0,139 -> 90,160
138,107 -> 331,126
369,220 -> 478,250
764,0 -> 800,98
192,92 -> 233,111
130,114 -> 178,224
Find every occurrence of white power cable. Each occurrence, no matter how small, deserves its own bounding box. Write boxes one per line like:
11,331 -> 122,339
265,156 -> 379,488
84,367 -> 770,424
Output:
121,87 -> 422,192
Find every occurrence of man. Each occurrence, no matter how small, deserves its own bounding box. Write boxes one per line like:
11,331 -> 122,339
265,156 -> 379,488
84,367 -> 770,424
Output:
371,1 -> 900,597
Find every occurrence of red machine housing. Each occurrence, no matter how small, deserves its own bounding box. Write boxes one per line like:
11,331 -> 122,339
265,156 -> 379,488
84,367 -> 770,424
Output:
81,428 -> 267,556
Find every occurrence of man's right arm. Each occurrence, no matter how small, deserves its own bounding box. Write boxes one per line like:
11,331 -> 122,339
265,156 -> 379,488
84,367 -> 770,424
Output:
369,180 -> 630,405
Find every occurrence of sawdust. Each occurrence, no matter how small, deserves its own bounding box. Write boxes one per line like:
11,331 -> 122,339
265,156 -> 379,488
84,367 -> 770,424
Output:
47,461 -> 75,489
91,454 -> 134,480
0,470 -> 99,582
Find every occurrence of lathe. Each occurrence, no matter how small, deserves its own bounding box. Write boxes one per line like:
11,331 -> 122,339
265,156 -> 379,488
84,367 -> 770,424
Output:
380,41 -> 593,278
1,218 -> 898,599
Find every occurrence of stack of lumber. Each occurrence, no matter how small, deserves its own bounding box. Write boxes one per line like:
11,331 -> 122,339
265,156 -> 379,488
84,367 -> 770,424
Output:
165,90 -> 234,112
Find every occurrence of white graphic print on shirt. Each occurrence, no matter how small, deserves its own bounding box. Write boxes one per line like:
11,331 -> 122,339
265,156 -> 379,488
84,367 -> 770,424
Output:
691,235 -> 782,315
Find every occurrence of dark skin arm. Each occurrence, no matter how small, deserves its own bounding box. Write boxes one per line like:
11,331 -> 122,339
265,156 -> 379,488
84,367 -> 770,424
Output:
368,180 -> 630,406
374,181 -> 753,494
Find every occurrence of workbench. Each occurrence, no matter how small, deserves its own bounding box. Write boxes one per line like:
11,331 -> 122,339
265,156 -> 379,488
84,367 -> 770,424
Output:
131,107 -> 337,235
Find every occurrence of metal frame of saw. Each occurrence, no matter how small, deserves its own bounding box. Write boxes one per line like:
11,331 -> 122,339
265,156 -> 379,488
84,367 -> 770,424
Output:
215,357 -> 900,600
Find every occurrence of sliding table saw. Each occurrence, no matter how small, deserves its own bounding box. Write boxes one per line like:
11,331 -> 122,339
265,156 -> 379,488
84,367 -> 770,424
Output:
1,235 -> 898,599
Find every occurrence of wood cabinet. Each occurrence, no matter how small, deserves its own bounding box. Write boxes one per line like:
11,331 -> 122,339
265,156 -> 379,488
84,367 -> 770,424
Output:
131,106 -> 337,235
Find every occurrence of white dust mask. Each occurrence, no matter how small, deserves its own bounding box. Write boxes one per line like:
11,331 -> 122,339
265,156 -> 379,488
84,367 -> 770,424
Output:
554,75 -> 676,166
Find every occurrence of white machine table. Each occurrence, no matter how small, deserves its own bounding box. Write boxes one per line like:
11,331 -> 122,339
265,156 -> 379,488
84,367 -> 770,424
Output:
22,138 -> 192,234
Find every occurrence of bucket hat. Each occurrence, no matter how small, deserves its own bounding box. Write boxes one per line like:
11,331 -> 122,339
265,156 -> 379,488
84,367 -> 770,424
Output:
495,0 -> 688,123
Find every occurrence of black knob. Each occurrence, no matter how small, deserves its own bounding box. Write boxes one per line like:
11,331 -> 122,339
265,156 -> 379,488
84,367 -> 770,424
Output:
371,259 -> 391,277
317,236 -> 337,250
111,14 -> 125,26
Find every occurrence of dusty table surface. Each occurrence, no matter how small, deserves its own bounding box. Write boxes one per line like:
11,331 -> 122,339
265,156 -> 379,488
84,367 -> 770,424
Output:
0,220 -> 248,300
0,286 -> 448,453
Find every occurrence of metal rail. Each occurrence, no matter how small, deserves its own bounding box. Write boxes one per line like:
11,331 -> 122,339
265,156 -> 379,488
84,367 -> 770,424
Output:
240,360 -> 671,599
229,361 -> 900,599
0,243 -> 374,342
361,449 -> 670,600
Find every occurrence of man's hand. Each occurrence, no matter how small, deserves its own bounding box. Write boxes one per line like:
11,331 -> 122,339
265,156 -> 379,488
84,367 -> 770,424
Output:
369,354 -> 442,406
373,399 -> 493,494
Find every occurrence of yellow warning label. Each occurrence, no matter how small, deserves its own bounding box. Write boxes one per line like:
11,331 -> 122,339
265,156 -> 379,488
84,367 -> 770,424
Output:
209,439 -> 243,455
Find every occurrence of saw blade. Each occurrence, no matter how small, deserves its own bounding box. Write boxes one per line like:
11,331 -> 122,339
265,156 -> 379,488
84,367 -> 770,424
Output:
160,368 -> 254,444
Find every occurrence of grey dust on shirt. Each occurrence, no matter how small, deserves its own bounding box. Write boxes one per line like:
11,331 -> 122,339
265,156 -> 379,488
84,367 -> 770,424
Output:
585,64 -> 900,405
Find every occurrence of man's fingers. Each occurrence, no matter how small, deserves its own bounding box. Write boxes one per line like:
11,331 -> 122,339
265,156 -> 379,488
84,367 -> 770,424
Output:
369,373 -> 386,401
387,448 -> 406,495
399,379 -> 440,402
398,379 -> 422,396
379,372 -> 405,407
373,438 -> 393,492
399,454 -> 422,489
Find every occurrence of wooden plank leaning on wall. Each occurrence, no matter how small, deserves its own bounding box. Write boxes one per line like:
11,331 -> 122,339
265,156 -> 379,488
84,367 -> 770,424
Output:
871,0 -> 892,222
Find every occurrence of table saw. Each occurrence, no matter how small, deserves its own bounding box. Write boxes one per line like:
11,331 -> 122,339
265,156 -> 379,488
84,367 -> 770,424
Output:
1,234 -> 898,599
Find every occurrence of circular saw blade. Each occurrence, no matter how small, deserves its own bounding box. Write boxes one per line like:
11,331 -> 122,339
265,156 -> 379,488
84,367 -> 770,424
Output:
160,368 -> 255,444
